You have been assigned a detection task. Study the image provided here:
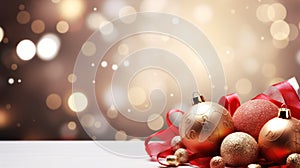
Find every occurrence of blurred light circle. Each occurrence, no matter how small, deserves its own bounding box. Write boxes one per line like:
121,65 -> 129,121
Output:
80,114 -> 95,128
86,13 -> 107,30
59,0 -> 85,21
0,26 -> 4,42
128,87 -> 147,106
16,39 -> 36,61
111,64 -> 118,71
256,4 -> 271,22
270,20 -> 290,40
16,11 -> 31,24
115,130 -> 127,140
288,24 -> 299,41
8,78 -> 14,85
272,38 -> 289,49
31,19 -> 45,34
37,34 -> 61,61
139,0 -> 167,12
46,93 -> 62,110
68,92 -> 88,113
118,43 -> 129,55
101,61 -> 108,68
147,114 -> 164,131
51,0 -> 60,4
67,73 -> 77,83
107,106 -> 118,119
235,78 -> 252,94
267,3 -> 287,21
193,4 -> 213,23
99,21 -> 114,35
81,41 -> 96,56
68,121 -> 77,130
119,6 -> 137,24
11,64 -> 18,71
56,20 -> 69,34
18,4 -> 25,10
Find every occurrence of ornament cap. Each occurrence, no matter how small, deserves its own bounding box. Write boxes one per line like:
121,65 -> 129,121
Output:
192,92 -> 205,105
278,107 -> 291,119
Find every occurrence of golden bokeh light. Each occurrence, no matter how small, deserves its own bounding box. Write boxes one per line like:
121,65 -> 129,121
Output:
94,121 -> 101,128
68,92 -> 88,113
107,105 -> 118,119
16,39 -> 36,61
3,37 -> 8,44
193,5 -> 213,23
86,13 -> 107,30
114,130 -> 127,140
37,34 -> 61,61
235,78 -> 252,94
118,43 -> 129,55
80,114 -> 95,128
16,11 -> 31,24
8,78 -> 14,85
288,24 -> 299,41
0,26 -> 4,42
18,4 -> 25,10
272,38 -> 289,49
46,93 -> 62,110
59,0 -> 85,21
10,64 -> 18,71
67,73 -> 77,83
67,121 -> 77,130
270,20 -> 290,40
0,110 -> 9,128
128,87 -> 147,106
81,41 -> 96,56
267,3 -> 287,21
31,19 -> 45,34
99,21 -> 114,35
119,5 -> 137,24
256,4 -> 271,23
56,20 -> 69,34
147,114 -> 164,131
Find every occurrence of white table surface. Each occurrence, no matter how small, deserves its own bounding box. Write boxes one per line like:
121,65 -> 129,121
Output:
0,141 -> 195,168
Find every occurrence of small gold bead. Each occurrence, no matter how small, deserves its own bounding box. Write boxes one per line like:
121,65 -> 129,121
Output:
166,155 -> 179,166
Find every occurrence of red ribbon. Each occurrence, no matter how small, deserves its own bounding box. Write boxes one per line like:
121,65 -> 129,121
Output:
145,79 -> 300,167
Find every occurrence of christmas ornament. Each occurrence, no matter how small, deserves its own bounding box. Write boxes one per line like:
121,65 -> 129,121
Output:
171,136 -> 184,151
220,132 -> 258,166
233,99 -> 278,140
179,93 -> 234,154
247,163 -> 262,168
258,107 -> 300,164
174,148 -> 189,164
286,153 -> 300,168
166,155 -> 179,166
209,156 -> 225,168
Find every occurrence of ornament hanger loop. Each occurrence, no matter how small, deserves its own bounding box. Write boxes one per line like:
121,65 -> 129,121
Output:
192,92 -> 205,105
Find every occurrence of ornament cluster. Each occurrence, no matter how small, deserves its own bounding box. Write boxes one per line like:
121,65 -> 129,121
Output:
163,96 -> 300,167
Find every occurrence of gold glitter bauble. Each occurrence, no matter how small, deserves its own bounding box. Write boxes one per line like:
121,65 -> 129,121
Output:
166,155 -> 179,166
220,132 -> 258,167
286,153 -> 300,168
210,156 -> 225,168
174,148 -> 189,164
179,102 -> 234,154
258,108 -> 300,164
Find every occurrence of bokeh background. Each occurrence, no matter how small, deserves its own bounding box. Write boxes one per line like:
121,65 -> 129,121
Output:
0,0 -> 299,140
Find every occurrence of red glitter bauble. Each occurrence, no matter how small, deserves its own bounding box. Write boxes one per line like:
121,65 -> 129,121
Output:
233,99 -> 278,140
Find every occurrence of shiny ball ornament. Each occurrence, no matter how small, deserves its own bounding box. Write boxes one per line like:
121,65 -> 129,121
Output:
166,155 -> 179,166
174,148 -> 189,164
209,156 -> 225,168
179,97 -> 234,154
220,132 -> 258,166
258,108 -> 300,164
233,99 -> 278,140
171,136 -> 184,151
286,153 -> 300,168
